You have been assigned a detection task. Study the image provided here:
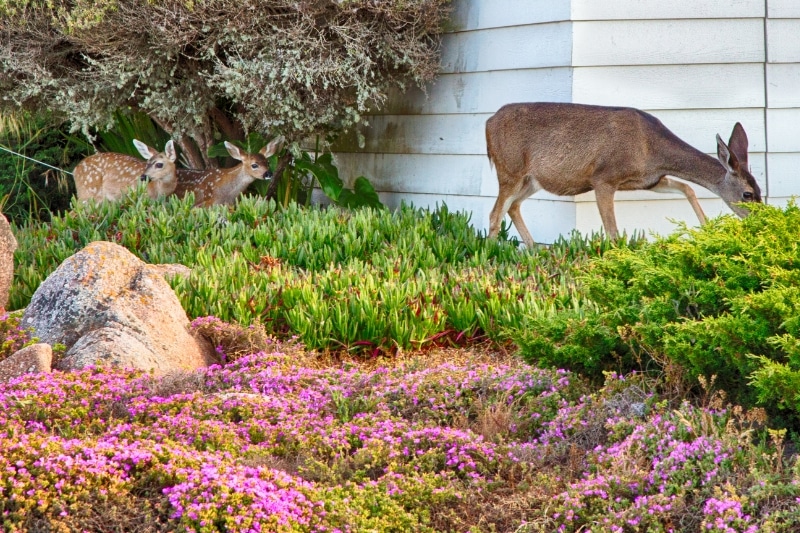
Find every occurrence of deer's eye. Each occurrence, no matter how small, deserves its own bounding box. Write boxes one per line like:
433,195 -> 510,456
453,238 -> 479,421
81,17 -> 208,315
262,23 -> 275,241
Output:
251,163 -> 259,170
743,191 -> 754,200
156,162 -> 163,169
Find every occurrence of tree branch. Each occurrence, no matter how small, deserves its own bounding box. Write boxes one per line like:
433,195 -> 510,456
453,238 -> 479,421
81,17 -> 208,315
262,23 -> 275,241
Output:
209,107 -> 245,143
265,153 -> 292,202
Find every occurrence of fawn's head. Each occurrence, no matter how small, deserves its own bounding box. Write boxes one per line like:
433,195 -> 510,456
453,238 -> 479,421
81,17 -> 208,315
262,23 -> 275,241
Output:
715,123 -> 762,217
224,136 -> 283,180
135,139 -> 177,191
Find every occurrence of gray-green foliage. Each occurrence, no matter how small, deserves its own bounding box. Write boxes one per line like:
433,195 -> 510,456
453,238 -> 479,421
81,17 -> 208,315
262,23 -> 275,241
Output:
11,190 -> 619,353
0,0 -> 451,158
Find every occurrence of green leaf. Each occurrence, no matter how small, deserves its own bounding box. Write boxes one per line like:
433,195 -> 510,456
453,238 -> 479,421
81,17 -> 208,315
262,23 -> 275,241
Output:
295,153 -> 343,201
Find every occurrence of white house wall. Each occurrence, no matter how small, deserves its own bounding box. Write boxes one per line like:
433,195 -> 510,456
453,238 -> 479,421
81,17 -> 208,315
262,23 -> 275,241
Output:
767,6 -> 800,205
334,0 -> 800,244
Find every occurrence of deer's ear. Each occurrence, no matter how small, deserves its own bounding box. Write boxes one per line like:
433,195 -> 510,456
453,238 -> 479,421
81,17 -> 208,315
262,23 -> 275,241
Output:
225,141 -> 243,161
728,122 -> 749,166
717,133 -> 741,173
133,139 -> 154,160
260,135 -> 284,157
165,140 -> 176,162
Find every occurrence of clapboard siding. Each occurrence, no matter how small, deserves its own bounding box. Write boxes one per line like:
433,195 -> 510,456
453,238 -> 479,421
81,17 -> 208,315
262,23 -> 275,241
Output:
334,154 -> 487,196
767,19 -> 800,63
571,0 -> 764,20
449,0 -> 569,31
335,114 -> 489,155
767,154 -> 800,197
572,64 -> 765,109
767,64 -> 800,108
572,19 -> 763,66
439,23 -> 572,74
767,109 -> 800,152
333,1 -> 800,243
381,68 -> 573,116
769,1 -> 800,19
645,108 -> 766,153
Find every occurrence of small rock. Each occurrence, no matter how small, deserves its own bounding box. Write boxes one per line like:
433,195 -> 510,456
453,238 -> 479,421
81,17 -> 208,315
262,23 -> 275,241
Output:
0,343 -> 52,383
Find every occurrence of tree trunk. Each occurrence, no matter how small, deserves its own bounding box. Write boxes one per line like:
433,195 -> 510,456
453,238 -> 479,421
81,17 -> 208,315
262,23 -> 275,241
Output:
150,115 -> 209,169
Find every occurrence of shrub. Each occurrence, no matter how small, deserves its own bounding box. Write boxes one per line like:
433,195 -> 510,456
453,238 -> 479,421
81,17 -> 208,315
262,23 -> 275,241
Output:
1,0 -> 453,167
517,202 -> 800,424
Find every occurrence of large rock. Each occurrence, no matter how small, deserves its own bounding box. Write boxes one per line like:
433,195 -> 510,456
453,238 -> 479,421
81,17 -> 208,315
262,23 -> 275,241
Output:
0,212 -> 16,312
20,241 -> 216,375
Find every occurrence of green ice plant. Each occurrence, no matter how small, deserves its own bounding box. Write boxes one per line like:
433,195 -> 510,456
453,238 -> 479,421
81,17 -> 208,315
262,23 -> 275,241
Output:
11,190 -> 617,354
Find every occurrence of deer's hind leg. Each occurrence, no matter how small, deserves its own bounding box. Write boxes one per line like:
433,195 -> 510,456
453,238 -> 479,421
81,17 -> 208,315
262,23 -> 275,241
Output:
489,171 -> 538,247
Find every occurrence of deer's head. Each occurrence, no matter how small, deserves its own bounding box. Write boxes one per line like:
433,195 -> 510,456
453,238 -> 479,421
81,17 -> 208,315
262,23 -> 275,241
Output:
716,123 -> 762,218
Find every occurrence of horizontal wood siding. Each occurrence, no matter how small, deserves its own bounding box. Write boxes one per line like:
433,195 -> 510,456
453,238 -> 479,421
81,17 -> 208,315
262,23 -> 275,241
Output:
571,0 -> 764,20
439,23 -> 572,74
572,64 -> 765,109
572,19 -> 764,66
449,0 -> 569,31
769,0 -> 800,18
766,8 -> 800,207
766,64 -> 800,108
380,68 -> 573,115
334,0 -> 800,243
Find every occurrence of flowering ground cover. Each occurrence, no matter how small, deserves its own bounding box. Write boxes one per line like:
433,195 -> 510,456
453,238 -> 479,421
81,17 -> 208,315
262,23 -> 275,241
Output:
2,317 -> 799,532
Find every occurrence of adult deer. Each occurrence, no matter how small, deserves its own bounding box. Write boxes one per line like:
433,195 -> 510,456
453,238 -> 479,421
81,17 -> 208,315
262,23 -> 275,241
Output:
162,137 -> 283,207
486,102 -> 762,247
73,140 -> 181,202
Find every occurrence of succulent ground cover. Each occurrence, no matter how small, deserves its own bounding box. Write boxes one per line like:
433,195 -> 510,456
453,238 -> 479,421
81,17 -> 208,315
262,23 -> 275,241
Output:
1,324 -> 799,532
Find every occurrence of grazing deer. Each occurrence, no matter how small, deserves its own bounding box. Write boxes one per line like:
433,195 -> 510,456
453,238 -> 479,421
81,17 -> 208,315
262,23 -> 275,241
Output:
486,102 -> 762,246
73,140 -> 180,202
165,137 -> 283,207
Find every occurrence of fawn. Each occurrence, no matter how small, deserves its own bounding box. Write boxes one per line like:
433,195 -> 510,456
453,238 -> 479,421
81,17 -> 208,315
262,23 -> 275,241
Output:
73,140 -> 181,202
154,137 -> 284,207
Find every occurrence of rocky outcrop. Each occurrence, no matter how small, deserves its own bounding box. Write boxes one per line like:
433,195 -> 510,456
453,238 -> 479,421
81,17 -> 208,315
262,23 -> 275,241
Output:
0,343 -> 52,383
0,213 -> 16,312
20,241 -> 216,375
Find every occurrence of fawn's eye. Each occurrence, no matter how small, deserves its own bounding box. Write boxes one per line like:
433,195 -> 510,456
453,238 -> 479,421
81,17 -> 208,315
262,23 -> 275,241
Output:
251,163 -> 259,170
743,191 -> 753,200
156,162 -> 163,169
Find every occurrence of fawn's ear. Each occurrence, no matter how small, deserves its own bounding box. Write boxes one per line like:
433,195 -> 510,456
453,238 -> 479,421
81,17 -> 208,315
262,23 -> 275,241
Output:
133,139 -> 155,160
260,135 -> 284,157
225,141 -> 244,161
164,140 -> 176,162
